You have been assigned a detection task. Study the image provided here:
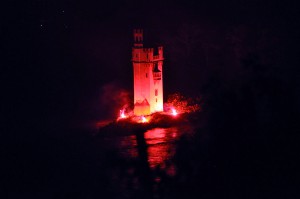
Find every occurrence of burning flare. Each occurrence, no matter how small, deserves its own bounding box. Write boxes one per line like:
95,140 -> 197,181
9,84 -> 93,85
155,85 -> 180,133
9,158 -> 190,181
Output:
172,108 -> 178,116
141,116 -> 148,123
119,109 -> 127,119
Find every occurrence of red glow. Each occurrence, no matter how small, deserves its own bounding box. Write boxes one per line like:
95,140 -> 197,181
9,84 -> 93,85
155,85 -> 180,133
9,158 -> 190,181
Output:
144,128 -> 178,175
141,116 -> 147,123
133,30 -> 164,116
118,109 -> 127,120
144,128 -> 166,140
172,108 -> 178,116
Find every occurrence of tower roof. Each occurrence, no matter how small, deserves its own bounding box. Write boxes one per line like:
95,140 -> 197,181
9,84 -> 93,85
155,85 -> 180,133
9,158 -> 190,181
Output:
134,99 -> 150,106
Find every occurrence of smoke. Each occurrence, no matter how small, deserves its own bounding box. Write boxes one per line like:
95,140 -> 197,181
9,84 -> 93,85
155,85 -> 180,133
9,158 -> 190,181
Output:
100,82 -> 132,119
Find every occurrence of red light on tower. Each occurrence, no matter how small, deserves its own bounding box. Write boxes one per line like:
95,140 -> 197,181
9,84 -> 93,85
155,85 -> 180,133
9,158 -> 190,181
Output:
132,29 -> 164,116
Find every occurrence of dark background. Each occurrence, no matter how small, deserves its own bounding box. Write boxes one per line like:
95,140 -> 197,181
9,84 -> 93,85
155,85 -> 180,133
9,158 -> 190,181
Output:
2,0 -> 299,127
2,0 -> 300,198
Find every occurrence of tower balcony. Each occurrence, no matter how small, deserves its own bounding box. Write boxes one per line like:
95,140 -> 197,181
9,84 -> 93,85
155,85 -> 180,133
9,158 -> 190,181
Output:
153,71 -> 161,80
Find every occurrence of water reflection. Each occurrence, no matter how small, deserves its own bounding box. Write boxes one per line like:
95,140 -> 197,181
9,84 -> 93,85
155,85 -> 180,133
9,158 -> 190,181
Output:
97,125 -> 194,198
144,128 -> 178,169
102,126 -> 191,173
100,125 -> 193,172
112,128 -> 180,169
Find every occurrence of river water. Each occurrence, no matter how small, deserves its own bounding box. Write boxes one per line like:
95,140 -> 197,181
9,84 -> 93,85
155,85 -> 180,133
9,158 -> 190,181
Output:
102,125 -> 193,168
119,127 -> 179,169
95,123 -> 197,198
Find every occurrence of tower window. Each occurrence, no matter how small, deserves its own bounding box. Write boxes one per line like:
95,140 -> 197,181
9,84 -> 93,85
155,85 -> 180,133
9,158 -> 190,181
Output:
155,89 -> 158,96
146,73 -> 148,78
156,98 -> 157,102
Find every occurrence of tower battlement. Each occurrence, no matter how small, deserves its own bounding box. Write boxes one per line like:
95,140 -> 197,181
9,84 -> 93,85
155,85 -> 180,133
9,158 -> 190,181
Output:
133,29 -> 143,48
143,48 -> 153,53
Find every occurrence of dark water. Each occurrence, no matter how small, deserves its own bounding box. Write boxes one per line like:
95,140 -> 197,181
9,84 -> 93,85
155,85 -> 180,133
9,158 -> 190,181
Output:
118,128 -> 180,167
96,125 -> 195,198
100,125 -> 193,170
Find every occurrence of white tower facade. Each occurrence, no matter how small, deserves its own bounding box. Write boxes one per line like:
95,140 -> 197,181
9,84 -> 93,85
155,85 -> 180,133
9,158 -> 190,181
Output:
132,29 -> 164,116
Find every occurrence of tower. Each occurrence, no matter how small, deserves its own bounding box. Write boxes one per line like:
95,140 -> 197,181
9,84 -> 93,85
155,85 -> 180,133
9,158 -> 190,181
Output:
132,29 -> 164,116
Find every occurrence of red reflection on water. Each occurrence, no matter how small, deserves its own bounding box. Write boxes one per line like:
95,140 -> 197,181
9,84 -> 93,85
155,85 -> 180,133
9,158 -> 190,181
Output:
111,127 -> 184,176
166,164 -> 176,177
144,128 -> 178,169
147,145 -> 170,168
145,128 -> 166,140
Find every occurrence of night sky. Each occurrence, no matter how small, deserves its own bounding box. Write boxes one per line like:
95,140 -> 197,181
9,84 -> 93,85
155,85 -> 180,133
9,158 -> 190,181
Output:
2,0 -> 300,197
3,0 -> 299,129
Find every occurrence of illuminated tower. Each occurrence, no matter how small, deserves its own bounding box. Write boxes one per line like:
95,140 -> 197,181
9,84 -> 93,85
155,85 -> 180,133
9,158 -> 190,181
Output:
132,29 -> 164,116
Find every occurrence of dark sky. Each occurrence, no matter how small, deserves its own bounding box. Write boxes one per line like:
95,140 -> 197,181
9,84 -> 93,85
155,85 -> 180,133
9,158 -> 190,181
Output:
2,0 -> 299,132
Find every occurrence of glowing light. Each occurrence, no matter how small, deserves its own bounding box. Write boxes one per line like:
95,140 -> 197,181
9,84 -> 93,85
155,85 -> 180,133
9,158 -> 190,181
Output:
172,132 -> 177,138
145,128 -> 166,140
172,108 -> 178,116
141,116 -> 147,123
119,109 -> 127,119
